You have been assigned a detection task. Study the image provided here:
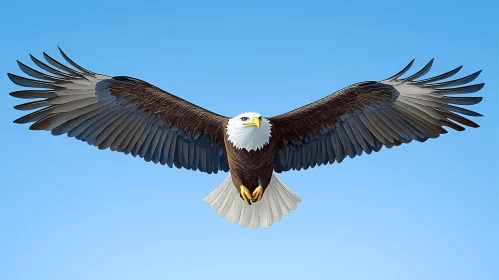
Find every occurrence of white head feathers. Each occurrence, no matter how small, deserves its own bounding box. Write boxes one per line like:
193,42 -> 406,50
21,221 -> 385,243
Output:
226,112 -> 272,151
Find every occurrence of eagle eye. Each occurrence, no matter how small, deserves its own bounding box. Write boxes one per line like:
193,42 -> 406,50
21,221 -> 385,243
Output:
240,117 -> 249,121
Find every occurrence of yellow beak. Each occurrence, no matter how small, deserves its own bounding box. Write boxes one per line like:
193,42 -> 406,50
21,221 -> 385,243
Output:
243,117 -> 261,128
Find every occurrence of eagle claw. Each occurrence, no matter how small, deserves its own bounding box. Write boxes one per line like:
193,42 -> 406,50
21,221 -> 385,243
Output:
240,185 -> 264,205
240,185 -> 253,205
252,186 -> 263,202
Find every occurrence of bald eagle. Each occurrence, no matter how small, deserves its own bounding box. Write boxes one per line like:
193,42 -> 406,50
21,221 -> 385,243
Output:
8,48 -> 484,229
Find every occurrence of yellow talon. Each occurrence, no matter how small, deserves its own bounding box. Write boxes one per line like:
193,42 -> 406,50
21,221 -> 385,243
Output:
240,185 -> 252,204
252,186 -> 263,202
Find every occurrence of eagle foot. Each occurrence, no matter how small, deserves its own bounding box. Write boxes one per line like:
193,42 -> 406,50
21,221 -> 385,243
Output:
252,186 -> 263,202
239,185 -> 253,205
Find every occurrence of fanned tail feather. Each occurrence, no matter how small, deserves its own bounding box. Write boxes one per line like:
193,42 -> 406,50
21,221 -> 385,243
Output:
203,173 -> 302,229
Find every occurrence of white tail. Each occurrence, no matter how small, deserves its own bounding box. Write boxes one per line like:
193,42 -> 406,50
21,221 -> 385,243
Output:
203,172 -> 302,229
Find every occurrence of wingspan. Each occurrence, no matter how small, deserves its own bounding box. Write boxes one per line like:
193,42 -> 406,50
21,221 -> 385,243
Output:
269,59 -> 484,172
8,47 -> 229,174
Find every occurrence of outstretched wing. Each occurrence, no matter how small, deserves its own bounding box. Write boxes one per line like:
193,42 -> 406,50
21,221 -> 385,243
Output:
269,59 -> 484,172
8,47 -> 229,174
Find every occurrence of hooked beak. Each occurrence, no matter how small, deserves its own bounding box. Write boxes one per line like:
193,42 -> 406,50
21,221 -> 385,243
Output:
243,117 -> 261,128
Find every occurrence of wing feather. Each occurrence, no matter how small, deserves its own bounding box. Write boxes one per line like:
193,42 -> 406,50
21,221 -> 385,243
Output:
111,113 -> 142,151
124,121 -> 148,155
161,131 -> 175,165
134,122 -> 153,158
146,125 -> 163,162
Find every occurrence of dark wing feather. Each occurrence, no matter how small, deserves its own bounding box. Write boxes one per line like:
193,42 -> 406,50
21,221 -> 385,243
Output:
270,60 -> 484,172
8,48 -> 229,174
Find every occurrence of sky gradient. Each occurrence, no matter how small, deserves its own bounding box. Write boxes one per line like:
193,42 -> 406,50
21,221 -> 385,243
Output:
1,1 -> 498,280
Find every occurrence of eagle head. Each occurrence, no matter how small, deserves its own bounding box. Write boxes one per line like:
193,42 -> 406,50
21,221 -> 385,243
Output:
226,112 -> 272,151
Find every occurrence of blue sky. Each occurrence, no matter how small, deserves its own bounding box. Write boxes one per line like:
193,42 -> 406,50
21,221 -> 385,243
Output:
1,1 -> 498,279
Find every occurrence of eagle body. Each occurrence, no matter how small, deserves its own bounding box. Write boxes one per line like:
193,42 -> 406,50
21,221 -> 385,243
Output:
223,120 -> 279,194
7,48 -> 485,229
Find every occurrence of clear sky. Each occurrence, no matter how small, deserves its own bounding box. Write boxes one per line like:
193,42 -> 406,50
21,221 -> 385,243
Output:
1,1 -> 498,280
